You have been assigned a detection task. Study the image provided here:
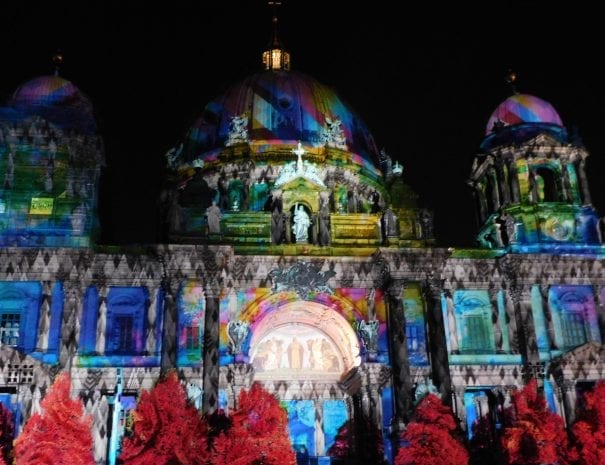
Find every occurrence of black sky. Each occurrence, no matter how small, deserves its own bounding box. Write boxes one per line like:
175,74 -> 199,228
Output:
2,2 -> 604,247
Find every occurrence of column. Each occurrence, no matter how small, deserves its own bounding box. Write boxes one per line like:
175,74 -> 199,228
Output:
489,289 -> 503,352
539,284 -> 557,350
202,285 -> 221,413
577,159 -> 592,205
60,282 -> 85,368
160,279 -> 179,374
36,281 -> 52,351
505,158 -> 521,203
386,280 -> 413,423
488,167 -> 500,211
423,275 -> 452,401
509,285 -> 542,384
495,158 -> 510,206
594,285 -> 605,344
95,285 -> 108,354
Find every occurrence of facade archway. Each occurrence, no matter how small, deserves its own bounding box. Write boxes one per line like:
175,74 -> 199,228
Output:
248,300 -> 361,381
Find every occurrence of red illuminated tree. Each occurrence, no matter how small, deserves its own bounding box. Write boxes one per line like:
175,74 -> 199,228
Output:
500,380 -> 573,465
395,393 -> 468,465
571,381 -> 605,465
0,401 -> 12,465
213,382 -> 295,465
13,372 -> 94,465
120,370 -> 209,465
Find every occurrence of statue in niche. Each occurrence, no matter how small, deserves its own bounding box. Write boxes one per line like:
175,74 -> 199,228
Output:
318,198 -> 331,246
419,208 -> 434,239
227,320 -> 250,355
205,200 -> 222,235
356,319 -> 379,355
370,191 -> 381,213
292,204 -> 311,243
271,206 -> 284,244
250,178 -> 268,211
382,208 -> 398,237
227,172 -> 245,211
179,167 -> 215,209
225,114 -> 249,146
218,172 -> 229,210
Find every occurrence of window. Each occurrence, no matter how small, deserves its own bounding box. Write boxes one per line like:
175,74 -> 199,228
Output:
561,311 -> 586,348
406,325 -> 419,352
0,313 -> 20,346
464,313 -> 492,352
454,291 -> 495,354
185,326 -> 200,350
110,316 -> 134,353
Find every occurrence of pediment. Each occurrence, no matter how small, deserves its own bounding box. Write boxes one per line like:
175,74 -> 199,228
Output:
279,176 -> 326,192
549,341 -> 605,372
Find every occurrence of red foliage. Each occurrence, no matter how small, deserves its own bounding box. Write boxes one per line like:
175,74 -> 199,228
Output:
395,393 -> 468,465
213,382 -> 295,465
500,380 -> 574,465
13,372 -> 95,465
0,402 -> 14,465
571,381 -> 605,465
120,371 -> 209,465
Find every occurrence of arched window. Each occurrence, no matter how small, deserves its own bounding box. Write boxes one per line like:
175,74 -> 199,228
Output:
534,167 -> 559,202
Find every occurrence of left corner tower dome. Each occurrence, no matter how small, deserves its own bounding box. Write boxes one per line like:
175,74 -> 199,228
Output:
180,69 -> 381,170
8,75 -> 96,133
0,74 -> 104,248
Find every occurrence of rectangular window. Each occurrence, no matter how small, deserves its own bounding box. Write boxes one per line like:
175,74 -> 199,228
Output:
562,311 -> 586,347
185,326 -> 200,350
112,316 -> 134,353
0,313 -> 20,346
464,313 -> 491,352
406,325 -> 419,352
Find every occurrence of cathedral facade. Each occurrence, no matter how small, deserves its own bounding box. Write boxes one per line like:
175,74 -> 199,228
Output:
1,44 -> 605,464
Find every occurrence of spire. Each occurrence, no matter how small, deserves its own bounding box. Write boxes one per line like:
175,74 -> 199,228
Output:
52,50 -> 64,77
262,1 -> 290,71
505,68 -> 518,95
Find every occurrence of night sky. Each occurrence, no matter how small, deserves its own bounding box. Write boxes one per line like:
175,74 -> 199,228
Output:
2,2 -> 603,247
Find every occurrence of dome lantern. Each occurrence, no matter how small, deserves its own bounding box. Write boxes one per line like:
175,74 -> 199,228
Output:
262,1 -> 290,71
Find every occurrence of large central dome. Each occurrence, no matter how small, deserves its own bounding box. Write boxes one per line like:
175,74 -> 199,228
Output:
182,70 -> 380,170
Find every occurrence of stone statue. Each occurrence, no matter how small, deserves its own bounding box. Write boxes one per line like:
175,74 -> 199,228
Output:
205,200 -> 222,235
227,320 -> 250,355
419,209 -> 434,239
226,114 -> 249,146
318,198 -> 331,246
356,319 -> 379,355
271,206 -> 284,244
382,208 -> 398,237
292,204 -> 311,243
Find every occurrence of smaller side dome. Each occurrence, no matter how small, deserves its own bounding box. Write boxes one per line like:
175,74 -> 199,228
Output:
8,75 -> 96,132
485,94 -> 563,135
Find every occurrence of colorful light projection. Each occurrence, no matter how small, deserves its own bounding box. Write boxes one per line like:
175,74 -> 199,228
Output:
403,284 -> 428,366
548,285 -> 601,350
183,71 -> 381,170
77,286 -> 161,367
286,399 -> 347,457
220,288 -> 387,367
485,94 -> 563,135
177,281 -> 206,366
0,281 -> 43,354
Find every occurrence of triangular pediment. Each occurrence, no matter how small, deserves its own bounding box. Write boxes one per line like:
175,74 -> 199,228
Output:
279,176 -> 326,192
549,341 -> 605,371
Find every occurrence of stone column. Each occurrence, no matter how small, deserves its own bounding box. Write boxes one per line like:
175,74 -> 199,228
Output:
226,363 -> 255,410
472,182 -> 488,224
202,285 -> 221,413
594,285 -> 605,344
423,275 -> 452,402
488,167 -> 500,211
160,279 -> 179,374
495,158 -> 510,206
386,280 -> 413,422
489,288 -> 503,352
577,159 -> 592,205
36,281 -> 52,351
60,282 -> 84,369
95,285 -> 108,354
509,285 -> 542,384
506,158 -> 521,203
540,284 -> 558,350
